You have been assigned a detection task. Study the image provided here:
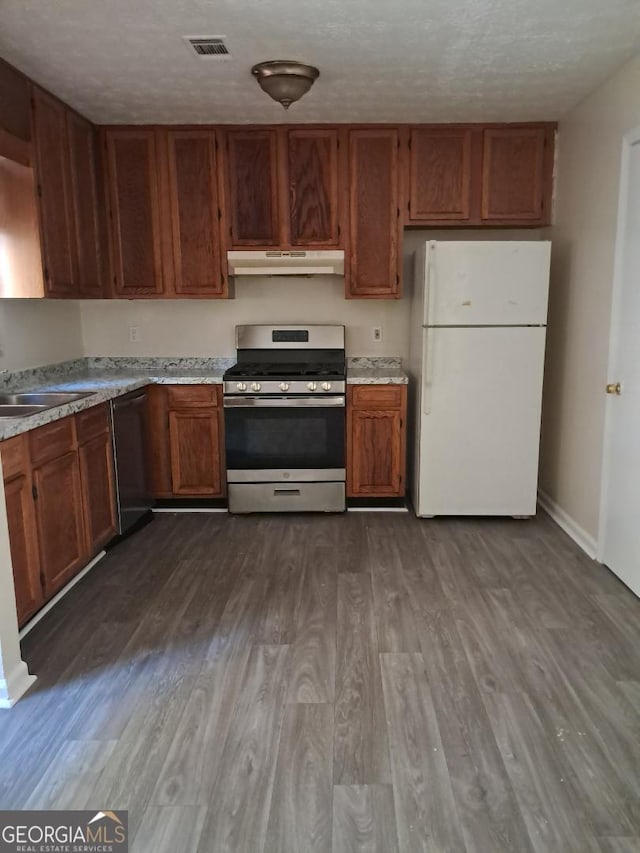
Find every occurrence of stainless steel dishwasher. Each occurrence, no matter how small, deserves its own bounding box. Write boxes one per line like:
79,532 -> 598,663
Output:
110,389 -> 152,534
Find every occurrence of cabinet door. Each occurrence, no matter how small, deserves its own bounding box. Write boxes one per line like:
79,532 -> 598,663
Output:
168,408 -> 222,496
31,88 -> 77,296
225,130 -> 280,247
482,127 -> 550,222
348,409 -> 403,496
348,129 -> 401,298
286,129 -> 340,246
105,128 -> 164,296
79,432 -> 117,554
34,451 -> 86,597
67,111 -> 103,297
408,128 -> 473,222
4,475 -> 42,627
166,130 -> 226,296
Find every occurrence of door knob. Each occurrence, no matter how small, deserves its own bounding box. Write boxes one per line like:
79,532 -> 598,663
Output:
606,382 -> 622,395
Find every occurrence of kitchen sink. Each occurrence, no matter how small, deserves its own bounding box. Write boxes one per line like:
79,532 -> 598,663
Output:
0,391 -> 96,419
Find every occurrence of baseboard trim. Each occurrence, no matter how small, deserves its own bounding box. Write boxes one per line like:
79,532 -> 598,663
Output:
19,551 -> 106,640
537,489 -> 598,559
0,661 -> 36,709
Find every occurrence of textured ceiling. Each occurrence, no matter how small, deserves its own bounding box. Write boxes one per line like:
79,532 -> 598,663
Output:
0,0 -> 639,124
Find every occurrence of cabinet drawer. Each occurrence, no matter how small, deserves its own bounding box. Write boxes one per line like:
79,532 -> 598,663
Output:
350,385 -> 404,410
166,385 -> 218,408
76,403 -> 110,445
1,434 -> 29,482
29,416 -> 75,466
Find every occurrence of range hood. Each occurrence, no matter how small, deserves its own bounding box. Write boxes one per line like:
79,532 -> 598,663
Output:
227,250 -> 344,277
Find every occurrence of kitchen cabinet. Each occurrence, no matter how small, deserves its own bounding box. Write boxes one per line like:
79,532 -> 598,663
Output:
167,386 -> 224,496
284,128 -> 342,246
406,126 -> 479,223
347,128 -> 402,298
104,128 -> 165,296
76,404 -> 117,553
405,123 -> 554,226
164,129 -> 227,297
224,129 -> 280,247
67,111 -> 104,297
0,58 -> 30,142
1,407 -> 117,621
31,88 -> 77,297
30,417 -> 86,597
147,385 -> 225,498
481,126 -> 553,223
224,127 -> 344,250
0,435 -> 42,627
347,385 -> 407,497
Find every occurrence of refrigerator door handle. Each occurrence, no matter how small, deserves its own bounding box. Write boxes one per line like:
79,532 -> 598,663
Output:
424,241 -> 435,328
422,329 -> 434,415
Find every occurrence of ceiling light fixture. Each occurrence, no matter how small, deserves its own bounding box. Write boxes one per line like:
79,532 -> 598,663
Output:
251,61 -> 319,110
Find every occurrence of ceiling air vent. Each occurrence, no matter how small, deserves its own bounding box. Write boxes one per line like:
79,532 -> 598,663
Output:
183,36 -> 231,59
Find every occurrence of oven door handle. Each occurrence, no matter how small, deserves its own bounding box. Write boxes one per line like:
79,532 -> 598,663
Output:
223,395 -> 345,408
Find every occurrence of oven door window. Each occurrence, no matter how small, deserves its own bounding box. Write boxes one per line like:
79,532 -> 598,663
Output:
225,405 -> 345,470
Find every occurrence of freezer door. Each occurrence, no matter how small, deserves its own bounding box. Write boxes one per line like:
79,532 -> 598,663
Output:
425,240 -> 551,327
415,326 -> 546,517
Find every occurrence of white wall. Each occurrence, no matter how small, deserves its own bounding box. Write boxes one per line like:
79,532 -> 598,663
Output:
79,276 -> 412,359
0,299 -> 84,371
540,55 -> 640,541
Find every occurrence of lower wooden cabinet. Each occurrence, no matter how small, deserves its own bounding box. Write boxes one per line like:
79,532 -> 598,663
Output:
2,440 -> 43,626
1,403 -> 117,626
169,409 -> 222,495
347,384 -> 407,497
147,384 -> 225,498
33,449 -> 86,598
77,411 -> 117,553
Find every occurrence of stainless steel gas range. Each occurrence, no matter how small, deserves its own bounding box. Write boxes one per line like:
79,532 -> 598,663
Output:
223,325 -> 346,513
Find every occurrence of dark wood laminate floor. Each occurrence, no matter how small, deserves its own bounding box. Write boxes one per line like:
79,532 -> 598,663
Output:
1,511 -> 639,853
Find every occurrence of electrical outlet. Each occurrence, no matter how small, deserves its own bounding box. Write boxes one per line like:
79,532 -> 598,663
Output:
372,326 -> 383,342
129,325 -> 141,343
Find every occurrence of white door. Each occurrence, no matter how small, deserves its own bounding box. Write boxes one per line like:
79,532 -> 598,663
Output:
425,241 -> 551,326
600,133 -> 640,597
415,326 -> 546,517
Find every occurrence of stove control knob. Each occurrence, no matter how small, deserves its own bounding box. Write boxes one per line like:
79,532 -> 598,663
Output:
321,382 -> 332,392
279,382 -> 290,392
307,382 -> 318,392
251,382 -> 262,392
236,382 -> 247,392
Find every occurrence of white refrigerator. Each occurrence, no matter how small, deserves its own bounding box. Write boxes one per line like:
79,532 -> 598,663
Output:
408,240 -> 551,517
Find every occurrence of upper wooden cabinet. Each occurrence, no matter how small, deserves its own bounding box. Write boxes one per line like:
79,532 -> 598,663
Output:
31,88 -> 77,296
0,58 -> 30,141
223,127 -> 344,250
164,129 -> 227,297
67,111 -> 104,297
481,126 -> 553,222
405,123 -> 554,227
407,127 -> 477,223
104,128 -> 165,297
348,128 -> 402,299
285,128 -> 341,246
224,129 -> 280,247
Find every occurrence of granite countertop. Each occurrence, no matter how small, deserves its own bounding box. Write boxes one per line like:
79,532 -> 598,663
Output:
0,355 -> 409,441
0,357 -> 233,441
346,357 -> 409,385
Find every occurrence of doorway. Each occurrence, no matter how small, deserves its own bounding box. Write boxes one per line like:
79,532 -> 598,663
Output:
598,129 -> 640,597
